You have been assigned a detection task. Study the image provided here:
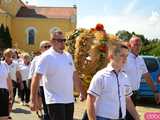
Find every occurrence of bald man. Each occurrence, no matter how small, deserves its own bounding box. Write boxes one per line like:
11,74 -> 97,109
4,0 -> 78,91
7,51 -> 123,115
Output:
124,36 -> 160,120
30,31 -> 85,120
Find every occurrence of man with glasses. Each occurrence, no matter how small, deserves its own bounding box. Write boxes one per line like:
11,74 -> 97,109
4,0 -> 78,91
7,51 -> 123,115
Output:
29,40 -> 51,120
30,31 -> 85,120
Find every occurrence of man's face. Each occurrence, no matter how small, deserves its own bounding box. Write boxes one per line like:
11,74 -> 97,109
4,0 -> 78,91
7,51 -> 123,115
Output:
130,38 -> 142,55
52,33 -> 66,51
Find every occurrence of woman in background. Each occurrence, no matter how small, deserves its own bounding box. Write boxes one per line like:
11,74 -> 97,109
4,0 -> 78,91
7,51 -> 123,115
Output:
0,54 -> 13,120
19,53 -> 31,106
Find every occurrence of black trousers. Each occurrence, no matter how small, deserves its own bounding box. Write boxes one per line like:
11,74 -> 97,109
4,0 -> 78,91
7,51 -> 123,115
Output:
82,110 -> 88,120
17,82 -> 21,98
126,91 -> 137,120
12,80 -> 19,102
0,88 -> 9,117
47,103 -> 74,120
12,80 -> 17,99
21,81 -> 30,103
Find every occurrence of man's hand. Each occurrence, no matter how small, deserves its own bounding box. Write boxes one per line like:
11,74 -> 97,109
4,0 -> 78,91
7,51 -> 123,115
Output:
9,89 -> 13,100
9,93 -> 13,102
154,92 -> 160,104
79,92 -> 86,101
29,99 -> 38,111
9,95 -> 13,112
29,95 -> 42,111
30,73 -> 42,111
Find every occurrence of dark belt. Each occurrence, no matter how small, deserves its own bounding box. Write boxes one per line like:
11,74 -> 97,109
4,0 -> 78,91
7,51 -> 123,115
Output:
0,88 -> 8,94
96,116 -> 125,120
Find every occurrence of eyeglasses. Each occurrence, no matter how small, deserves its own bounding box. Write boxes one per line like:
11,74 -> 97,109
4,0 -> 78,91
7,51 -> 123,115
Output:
42,45 -> 51,49
53,39 -> 66,43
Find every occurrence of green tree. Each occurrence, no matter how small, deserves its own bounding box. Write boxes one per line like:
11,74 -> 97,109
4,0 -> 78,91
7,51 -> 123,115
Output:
116,30 -> 132,41
0,24 -> 5,48
135,34 -> 149,45
0,24 -> 12,49
4,26 -> 12,48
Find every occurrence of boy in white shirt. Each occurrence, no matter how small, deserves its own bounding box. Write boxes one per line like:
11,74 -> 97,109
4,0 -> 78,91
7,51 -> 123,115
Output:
87,42 -> 140,120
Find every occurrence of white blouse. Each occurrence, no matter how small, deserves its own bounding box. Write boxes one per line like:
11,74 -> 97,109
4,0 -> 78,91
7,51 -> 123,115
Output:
0,61 -> 9,89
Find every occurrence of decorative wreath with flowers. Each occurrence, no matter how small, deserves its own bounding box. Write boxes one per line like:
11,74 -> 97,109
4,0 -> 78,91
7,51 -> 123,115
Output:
66,24 -> 118,91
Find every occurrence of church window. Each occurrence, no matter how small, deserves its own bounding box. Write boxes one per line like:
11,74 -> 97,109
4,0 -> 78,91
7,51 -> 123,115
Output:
26,27 -> 37,45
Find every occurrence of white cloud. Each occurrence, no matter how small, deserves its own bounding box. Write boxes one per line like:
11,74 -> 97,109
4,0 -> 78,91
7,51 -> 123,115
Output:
78,14 -> 160,39
149,11 -> 160,24
123,0 -> 138,15
147,11 -> 160,38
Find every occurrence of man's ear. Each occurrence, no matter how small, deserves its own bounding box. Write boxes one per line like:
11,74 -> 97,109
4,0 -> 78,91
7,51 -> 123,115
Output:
107,54 -> 113,60
127,43 -> 131,48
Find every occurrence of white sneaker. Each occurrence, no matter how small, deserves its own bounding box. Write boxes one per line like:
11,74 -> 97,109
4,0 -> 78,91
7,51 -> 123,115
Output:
24,102 -> 28,106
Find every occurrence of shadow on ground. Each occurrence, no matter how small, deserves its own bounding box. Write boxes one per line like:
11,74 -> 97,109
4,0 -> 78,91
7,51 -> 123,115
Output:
12,108 -> 31,114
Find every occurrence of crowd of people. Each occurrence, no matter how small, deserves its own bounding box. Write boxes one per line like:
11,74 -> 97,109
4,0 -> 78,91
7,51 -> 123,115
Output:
0,31 -> 160,120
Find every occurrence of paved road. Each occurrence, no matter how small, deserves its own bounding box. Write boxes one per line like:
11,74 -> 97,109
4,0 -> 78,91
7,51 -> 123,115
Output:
11,99 -> 85,120
11,99 -> 160,120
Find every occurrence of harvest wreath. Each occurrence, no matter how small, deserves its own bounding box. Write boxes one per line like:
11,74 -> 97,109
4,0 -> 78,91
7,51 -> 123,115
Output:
66,23 -> 118,91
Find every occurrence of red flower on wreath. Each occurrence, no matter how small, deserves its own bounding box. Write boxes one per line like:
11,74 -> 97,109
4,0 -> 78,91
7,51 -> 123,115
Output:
99,44 -> 108,52
95,23 -> 104,31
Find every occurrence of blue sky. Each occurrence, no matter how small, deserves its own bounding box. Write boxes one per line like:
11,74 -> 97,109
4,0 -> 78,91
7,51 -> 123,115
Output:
22,0 -> 160,39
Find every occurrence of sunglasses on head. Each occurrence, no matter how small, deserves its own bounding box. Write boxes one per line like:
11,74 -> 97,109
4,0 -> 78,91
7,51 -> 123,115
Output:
43,45 -> 51,49
53,38 -> 66,42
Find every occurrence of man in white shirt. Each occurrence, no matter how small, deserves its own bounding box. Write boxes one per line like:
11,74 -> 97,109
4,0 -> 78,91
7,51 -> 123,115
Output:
87,42 -> 140,120
30,31 -> 85,120
124,36 -> 160,120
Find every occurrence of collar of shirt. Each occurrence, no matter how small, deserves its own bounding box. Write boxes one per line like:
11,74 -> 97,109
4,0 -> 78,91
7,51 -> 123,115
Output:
50,47 -> 65,56
129,52 -> 139,59
106,63 -> 124,74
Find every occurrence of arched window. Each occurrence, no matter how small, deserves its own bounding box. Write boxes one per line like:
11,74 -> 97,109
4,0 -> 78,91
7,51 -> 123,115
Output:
26,27 -> 37,45
49,27 -> 61,34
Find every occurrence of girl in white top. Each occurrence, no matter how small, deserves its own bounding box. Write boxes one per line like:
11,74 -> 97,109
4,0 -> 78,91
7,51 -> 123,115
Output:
3,48 -> 22,104
19,53 -> 31,105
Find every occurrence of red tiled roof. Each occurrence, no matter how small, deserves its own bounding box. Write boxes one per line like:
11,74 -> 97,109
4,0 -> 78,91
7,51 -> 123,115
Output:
16,6 -> 76,19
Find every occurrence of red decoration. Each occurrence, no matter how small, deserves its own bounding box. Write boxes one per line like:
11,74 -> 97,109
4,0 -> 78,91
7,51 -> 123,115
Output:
95,23 -> 104,31
99,45 -> 108,52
